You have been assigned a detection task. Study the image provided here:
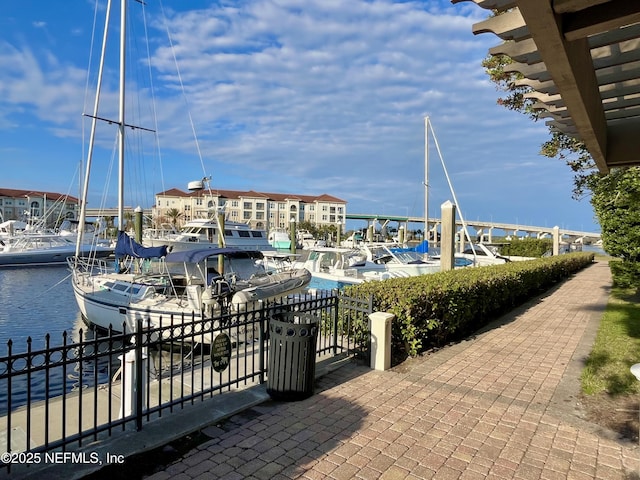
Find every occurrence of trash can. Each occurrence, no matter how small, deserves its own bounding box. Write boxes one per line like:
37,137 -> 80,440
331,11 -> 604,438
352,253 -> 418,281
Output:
266,313 -> 319,401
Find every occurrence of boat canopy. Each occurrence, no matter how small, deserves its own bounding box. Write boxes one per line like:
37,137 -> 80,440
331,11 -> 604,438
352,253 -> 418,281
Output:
164,248 -> 263,265
115,231 -> 169,259
389,239 -> 428,254
413,240 -> 429,254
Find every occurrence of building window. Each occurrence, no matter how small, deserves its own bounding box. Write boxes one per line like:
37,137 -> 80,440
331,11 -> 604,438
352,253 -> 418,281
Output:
231,200 -> 239,207
243,211 -> 252,220
243,202 -> 252,210
256,212 -> 264,220
256,202 -> 264,210
278,203 -> 285,209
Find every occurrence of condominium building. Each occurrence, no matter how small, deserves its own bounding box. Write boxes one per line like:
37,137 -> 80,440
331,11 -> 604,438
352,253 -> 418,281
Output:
0,188 -> 79,226
153,188 -> 347,231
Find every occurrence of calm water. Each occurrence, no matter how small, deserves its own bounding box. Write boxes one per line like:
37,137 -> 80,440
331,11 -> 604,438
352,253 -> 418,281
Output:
0,265 -> 84,350
0,266 -> 99,412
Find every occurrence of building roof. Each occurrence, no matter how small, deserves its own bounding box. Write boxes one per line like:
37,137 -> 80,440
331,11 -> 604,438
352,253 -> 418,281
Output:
0,188 -> 79,203
454,0 -> 640,173
157,188 -> 346,204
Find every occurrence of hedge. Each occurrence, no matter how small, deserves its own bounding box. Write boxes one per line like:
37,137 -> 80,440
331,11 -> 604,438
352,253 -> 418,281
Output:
344,252 -> 595,363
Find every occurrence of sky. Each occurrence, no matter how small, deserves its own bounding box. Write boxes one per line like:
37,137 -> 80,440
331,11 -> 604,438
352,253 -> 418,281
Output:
0,0 -> 600,234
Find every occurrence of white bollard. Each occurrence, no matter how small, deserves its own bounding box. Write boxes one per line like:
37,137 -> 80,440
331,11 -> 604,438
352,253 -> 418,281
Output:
553,225 -> 560,256
369,312 -> 394,371
118,350 -> 148,419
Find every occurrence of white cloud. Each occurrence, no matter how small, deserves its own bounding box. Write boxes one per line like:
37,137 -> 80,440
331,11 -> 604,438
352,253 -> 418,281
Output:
0,0 -> 599,231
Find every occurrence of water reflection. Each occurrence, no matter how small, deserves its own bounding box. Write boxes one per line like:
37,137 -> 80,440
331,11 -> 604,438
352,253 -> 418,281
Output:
67,314 -> 125,392
0,312 -> 125,414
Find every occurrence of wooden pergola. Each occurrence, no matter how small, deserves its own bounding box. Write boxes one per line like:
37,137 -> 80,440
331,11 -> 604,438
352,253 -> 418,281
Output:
453,0 -> 640,173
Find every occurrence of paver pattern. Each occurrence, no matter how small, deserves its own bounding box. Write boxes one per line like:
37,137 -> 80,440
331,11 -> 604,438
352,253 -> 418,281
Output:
147,261 -> 638,479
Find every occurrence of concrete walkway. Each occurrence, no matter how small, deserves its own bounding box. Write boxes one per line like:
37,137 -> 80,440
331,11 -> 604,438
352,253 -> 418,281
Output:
137,260 -> 638,479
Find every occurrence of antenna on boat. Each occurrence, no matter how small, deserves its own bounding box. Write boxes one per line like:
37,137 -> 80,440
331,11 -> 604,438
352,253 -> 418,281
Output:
188,176 -> 227,249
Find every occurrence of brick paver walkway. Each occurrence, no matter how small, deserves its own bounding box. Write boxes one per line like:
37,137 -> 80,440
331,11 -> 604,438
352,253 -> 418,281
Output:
147,261 -> 638,479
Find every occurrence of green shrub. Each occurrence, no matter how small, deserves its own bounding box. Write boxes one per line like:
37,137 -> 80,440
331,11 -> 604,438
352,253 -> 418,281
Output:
609,259 -> 640,289
496,238 -> 553,257
345,252 -> 595,364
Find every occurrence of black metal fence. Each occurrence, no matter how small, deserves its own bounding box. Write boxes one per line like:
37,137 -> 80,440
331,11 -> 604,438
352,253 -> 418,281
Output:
0,292 -> 372,470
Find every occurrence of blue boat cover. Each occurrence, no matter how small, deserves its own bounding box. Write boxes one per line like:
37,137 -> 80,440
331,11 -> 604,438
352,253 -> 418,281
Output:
115,231 -> 169,259
413,240 -> 429,253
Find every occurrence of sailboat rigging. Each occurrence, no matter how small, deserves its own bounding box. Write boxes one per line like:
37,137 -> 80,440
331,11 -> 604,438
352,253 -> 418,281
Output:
423,116 -> 508,266
68,0 -> 311,334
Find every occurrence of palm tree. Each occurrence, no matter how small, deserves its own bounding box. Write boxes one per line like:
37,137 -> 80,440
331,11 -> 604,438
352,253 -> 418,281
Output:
165,208 -> 184,228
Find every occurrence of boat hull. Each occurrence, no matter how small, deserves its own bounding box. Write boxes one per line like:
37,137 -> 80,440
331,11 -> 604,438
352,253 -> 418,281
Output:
0,245 -> 112,268
71,267 -> 312,337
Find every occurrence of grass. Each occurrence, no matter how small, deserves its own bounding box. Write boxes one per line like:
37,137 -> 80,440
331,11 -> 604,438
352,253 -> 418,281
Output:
581,285 -> 640,396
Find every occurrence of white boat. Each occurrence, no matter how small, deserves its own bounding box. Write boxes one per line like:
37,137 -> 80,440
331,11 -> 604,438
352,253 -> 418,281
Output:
68,0 -> 310,335
295,246 -> 434,290
267,229 -> 291,251
357,243 -> 444,276
0,233 -> 113,268
429,243 -> 511,266
143,217 -> 274,253
0,220 -> 28,240
69,233 -> 311,333
456,243 -> 511,266
297,230 -> 326,249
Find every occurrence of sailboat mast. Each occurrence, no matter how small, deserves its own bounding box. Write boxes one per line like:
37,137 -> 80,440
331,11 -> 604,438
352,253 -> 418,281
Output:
424,116 -> 429,244
75,0 -> 113,257
118,0 -> 127,231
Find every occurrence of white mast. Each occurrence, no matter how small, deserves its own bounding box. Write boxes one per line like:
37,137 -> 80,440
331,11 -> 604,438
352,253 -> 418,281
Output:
424,116 -> 429,244
75,0 -> 113,256
118,0 -> 127,232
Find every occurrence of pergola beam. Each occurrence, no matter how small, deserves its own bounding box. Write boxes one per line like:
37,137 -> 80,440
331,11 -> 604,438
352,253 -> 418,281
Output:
516,0 -> 609,172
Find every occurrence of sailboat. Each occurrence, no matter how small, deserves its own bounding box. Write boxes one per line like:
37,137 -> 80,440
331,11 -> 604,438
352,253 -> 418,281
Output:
68,0 -> 311,334
422,116 -> 508,267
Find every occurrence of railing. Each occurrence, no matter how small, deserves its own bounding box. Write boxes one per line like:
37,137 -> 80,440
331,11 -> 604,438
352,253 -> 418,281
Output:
0,292 -> 372,472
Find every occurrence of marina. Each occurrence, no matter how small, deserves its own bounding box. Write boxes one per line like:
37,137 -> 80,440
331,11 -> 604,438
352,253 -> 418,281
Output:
0,274 -> 367,469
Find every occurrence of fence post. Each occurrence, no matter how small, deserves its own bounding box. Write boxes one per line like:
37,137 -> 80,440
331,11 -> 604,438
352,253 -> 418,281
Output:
118,319 -> 147,428
259,301 -> 266,384
332,295 -> 339,355
368,312 -> 393,371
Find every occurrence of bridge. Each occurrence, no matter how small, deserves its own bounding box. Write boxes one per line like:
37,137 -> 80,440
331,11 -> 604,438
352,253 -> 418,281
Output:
83,209 -> 600,243
346,213 -> 601,243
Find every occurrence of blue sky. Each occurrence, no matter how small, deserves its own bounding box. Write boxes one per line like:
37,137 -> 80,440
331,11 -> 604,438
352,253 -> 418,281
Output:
0,0 -> 599,233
